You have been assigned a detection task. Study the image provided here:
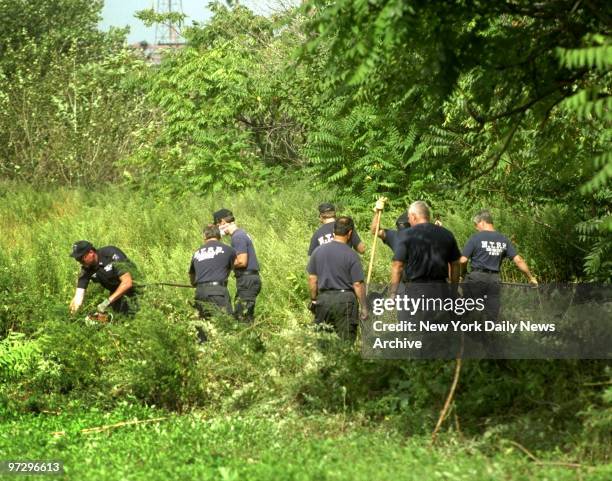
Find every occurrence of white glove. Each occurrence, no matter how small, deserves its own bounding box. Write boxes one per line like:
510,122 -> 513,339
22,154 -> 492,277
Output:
374,197 -> 387,212
69,288 -> 85,314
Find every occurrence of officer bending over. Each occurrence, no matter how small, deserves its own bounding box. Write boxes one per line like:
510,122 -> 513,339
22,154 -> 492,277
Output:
213,208 -> 262,323
189,224 -> 236,319
308,203 -> 366,255
307,216 -> 368,341
69,240 -> 138,315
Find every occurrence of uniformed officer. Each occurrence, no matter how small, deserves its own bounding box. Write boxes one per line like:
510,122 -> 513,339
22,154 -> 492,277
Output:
370,198 -> 410,252
213,208 -> 261,323
68,240 -> 139,315
389,201 -> 461,296
308,203 -> 366,256
460,210 -> 538,285
189,224 -> 236,319
307,216 -> 368,341
459,211 -> 537,355
386,202 -> 461,357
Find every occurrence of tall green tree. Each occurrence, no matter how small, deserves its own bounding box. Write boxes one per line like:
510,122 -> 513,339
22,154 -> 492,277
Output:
558,34 -> 611,280
0,0 -> 150,185
127,3 -> 314,194
301,0 -> 611,280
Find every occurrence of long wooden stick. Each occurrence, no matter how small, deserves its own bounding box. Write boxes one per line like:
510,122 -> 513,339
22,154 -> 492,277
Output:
366,210 -> 382,294
51,416 -> 168,437
507,440 -> 586,469
138,282 -> 194,289
431,337 -> 464,445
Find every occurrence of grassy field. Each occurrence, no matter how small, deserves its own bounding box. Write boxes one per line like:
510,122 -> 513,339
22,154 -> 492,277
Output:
1,181 -> 610,480
3,408 -> 610,481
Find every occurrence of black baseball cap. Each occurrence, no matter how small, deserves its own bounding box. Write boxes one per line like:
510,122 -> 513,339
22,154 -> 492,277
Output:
213,208 -> 233,223
70,240 -> 94,259
396,213 -> 409,230
318,203 -> 335,214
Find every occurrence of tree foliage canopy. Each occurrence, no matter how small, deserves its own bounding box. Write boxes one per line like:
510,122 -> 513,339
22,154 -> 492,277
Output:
301,0 -> 611,280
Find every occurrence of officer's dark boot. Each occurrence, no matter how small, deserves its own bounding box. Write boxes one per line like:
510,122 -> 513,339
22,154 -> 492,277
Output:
234,299 -> 255,323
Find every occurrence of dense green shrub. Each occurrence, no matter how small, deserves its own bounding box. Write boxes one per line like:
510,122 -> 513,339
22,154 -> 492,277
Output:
302,0 -> 611,281
1,182 -> 609,458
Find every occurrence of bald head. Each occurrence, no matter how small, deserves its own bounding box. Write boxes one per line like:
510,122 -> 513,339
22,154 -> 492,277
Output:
408,201 -> 431,225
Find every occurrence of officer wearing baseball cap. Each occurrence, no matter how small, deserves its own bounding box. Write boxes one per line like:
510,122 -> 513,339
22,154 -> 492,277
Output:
213,208 -> 261,322
308,203 -> 366,256
69,240 -> 139,315
307,216 -> 368,341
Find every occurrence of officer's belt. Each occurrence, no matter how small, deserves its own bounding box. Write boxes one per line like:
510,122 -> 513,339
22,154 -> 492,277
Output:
472,268 -> 499,274
198,281 -> 228,286
235,270 -> 259,277
404,279 -> 447,283
319,288 -> 354,293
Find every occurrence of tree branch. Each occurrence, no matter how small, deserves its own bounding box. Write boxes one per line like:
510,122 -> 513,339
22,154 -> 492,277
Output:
459,116 -> 523,187
484,88 -> 560,122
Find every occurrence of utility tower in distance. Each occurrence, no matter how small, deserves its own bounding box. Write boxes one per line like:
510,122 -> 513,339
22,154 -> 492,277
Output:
154,0 -> 184,46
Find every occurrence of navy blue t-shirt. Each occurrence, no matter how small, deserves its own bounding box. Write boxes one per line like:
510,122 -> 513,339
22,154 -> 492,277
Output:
307,241 -> 364,290
382,228 -> 411,252
393,223 -> 461,281
189,240 -> 236,283
462,231 -> 517,272
231,228 -> 260,272
77,246 -> 135,292
308,222 -> 362,255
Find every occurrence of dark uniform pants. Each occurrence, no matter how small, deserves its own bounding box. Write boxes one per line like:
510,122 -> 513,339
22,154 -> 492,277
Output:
314,290 -> 358,342
235,273 -> 261,323
194,284 -> 232,344
400,281 -> 459,358
195,284 -> 233,319
464,270 -> 501,356
464,271 -> 501,321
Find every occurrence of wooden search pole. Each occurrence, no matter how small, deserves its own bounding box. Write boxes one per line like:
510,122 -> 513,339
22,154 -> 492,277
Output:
366,205 -> 384,294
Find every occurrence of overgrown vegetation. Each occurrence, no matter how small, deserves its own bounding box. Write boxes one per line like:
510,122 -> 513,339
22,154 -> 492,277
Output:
302,0 -> 611,281
0,0 -> 150,185
0,183 -> 610,469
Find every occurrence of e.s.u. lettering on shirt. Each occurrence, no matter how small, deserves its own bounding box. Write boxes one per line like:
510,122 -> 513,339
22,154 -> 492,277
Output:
194,246 -> 226,261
